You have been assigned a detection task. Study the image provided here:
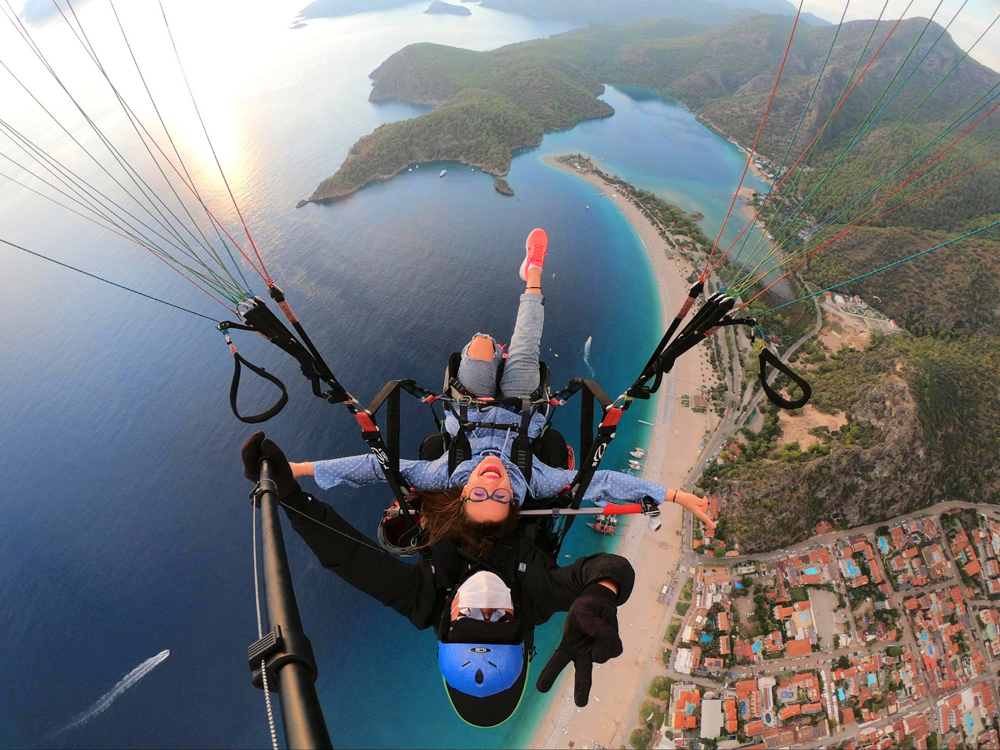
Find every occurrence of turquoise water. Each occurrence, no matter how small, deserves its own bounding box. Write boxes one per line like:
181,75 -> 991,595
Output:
804,566 -> 819,575
1,2 -> 772,748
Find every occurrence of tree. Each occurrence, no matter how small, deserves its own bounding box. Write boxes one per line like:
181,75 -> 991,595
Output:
835,655 -> 851,670
629,726 -> 652,750
648,676 -> 675,698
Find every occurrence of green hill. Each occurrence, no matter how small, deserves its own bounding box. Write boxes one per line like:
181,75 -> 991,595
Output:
699,334 -> 1000,553
313,89 -> 548,198
311,15 -> 1000,225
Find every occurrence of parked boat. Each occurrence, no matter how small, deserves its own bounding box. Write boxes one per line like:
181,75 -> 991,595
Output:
589,517 -> 617,535
440,169 -> 448,178
630,447 -> 647,458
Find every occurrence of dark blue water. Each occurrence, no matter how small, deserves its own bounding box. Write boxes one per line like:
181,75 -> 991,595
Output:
1,4 -> 768,748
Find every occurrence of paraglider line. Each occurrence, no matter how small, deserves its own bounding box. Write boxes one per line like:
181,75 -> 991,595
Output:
1,238 -> 224,320
759,219 -> 1000,315
701,0 -> 804,277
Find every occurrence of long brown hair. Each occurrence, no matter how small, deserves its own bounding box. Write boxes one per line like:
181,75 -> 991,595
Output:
419,486 -> 519,556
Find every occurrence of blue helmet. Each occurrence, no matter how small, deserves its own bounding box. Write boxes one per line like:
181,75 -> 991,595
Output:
438,613 -> 530,727
438,641 -> 525,697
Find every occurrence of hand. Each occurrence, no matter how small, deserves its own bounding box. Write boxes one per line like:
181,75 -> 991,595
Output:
240,431 -> 297,499
672,490 -> 716,530
536,583 -> 623,707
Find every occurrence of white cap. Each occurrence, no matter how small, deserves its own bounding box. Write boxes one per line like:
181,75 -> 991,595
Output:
455,571 -> 513,611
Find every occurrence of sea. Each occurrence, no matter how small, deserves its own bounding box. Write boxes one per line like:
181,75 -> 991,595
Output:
0,1 -> 767,747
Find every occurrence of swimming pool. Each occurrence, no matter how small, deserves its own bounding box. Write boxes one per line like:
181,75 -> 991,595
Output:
804,566 -> 819,575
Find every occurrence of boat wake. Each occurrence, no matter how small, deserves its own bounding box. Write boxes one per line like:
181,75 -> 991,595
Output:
57,650 -> 170,735
583,335 -> 594,377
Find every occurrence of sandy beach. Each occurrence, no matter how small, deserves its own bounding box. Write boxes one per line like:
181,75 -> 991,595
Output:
532,156 -> 718,749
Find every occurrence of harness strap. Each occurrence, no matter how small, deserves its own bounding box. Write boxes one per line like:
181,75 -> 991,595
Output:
448,399 -> 474,474
509,399 -> 535,484
221,327 -> 290,424
228,347 -> 289,424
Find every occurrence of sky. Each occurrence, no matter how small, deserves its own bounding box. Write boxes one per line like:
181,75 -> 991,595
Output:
804,0 -> 1000,74
13,0 -> 1000,76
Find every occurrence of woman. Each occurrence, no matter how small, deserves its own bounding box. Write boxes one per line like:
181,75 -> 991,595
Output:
288,228 -> 717,532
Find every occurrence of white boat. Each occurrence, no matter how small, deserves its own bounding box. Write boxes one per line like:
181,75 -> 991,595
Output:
408,168 -> 413,172
630,448 -> 646,458
628,459 -> 642,469
415,165 -> 419,169
586,205 -> 591,210
440,170 -> 448,178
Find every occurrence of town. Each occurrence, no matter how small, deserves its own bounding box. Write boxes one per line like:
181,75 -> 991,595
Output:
626,504 -> 1000,750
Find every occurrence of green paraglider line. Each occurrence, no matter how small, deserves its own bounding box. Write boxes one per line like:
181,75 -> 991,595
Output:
758,219 -> 1000,316
724,0 -> 852,285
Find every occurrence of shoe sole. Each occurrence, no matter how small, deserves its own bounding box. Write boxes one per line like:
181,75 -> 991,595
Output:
520,228 -> 548,281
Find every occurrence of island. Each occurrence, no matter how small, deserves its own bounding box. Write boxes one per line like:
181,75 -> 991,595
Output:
424,1 -> 471,15
493,177 -> 514,196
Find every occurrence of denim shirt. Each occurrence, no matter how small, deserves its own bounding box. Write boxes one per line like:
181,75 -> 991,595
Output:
313,403 -> 669,505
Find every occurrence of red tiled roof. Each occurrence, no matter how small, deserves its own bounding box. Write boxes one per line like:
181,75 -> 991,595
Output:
786,639 -> 812,658
778,704 -> 801,720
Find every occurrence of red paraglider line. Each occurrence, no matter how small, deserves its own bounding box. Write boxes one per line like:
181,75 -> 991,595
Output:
700,0 -> 804,278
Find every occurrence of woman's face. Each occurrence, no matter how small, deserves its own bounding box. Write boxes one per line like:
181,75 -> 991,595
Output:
463,456 -> 514,523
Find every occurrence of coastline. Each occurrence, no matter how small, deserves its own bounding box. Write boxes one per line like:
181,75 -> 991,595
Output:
533,155 -> 719,749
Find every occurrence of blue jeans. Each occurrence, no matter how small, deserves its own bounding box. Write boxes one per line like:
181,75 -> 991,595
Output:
457,293 -> 545,397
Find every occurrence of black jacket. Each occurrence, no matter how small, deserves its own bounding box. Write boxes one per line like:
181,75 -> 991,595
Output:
281,487 -> 635,631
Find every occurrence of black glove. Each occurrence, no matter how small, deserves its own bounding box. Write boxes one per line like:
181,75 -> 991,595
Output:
536,582 -> 623,707
240,431 -> 297,499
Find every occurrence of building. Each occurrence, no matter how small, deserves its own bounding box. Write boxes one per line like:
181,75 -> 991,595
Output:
701,699 -> 724,739
669,684 -> 701,734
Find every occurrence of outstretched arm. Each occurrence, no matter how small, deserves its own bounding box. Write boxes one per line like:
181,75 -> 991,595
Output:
291,454 -> 454,493
281,488 -> 439,629
530,463 -> 716,528
240,432 -> 440,629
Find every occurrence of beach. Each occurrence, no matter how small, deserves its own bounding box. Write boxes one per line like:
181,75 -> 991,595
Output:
533,156 -> 719,749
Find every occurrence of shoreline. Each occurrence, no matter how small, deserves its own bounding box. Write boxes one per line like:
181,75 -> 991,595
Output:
533,155 -> 719,749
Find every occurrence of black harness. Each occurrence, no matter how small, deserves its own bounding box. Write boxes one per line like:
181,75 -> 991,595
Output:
441,351 -> 552,483
220,282 -> 813,557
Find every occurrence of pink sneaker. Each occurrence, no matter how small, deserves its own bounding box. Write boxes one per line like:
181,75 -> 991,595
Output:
519,228 -> 548,281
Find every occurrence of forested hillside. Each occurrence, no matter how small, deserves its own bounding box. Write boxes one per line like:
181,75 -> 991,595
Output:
312,14 -> 1000,229
699,335 -> 1000,553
